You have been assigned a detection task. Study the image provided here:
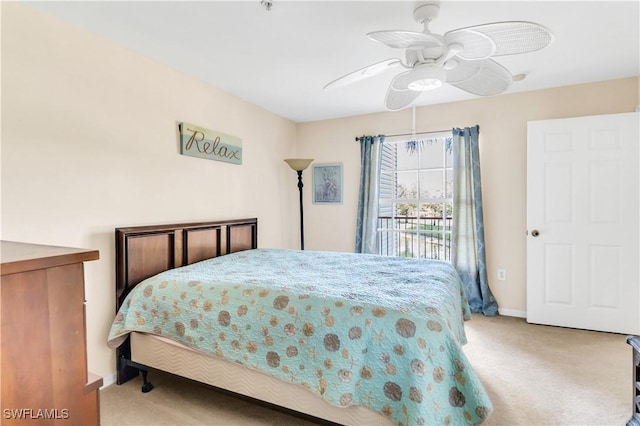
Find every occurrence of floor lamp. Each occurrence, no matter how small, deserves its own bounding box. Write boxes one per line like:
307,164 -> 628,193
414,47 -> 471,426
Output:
284,158 -> 313,250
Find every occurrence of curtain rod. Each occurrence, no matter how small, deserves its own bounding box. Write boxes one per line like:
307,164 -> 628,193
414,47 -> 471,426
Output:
355,129 -> 450,141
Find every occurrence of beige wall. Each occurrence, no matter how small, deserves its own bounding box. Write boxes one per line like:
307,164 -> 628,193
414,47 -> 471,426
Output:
3,2 -> 639,385
1,3 -> 299,383
297,77 -> 639,316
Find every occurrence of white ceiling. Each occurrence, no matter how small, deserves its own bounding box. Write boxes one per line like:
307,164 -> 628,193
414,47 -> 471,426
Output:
27,1 -> 640,123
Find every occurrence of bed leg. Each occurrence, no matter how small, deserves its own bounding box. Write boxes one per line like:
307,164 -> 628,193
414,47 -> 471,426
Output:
140,367 -> 154,393
118,356 -> 154,393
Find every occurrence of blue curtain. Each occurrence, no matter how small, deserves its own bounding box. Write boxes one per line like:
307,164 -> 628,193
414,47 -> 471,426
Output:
355,135 -> 385,254
451,126 -> 498,315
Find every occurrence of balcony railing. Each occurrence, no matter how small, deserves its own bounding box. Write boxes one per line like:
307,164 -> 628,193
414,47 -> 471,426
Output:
377,216 -> 452,261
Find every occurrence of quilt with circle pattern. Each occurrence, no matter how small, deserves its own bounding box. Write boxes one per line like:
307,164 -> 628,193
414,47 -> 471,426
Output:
108,248 -> 492,425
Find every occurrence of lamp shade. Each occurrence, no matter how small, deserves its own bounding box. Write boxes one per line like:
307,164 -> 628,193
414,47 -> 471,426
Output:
284,158 -> 314,171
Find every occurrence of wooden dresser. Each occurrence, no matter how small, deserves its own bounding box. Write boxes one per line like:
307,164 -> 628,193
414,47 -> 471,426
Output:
1,241 -> 102,425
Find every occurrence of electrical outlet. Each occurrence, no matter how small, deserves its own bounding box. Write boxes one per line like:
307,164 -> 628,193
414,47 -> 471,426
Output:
497,269 -> 506,281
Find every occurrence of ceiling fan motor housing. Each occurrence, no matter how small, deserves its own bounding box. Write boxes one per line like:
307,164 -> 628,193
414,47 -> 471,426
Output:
405,41 -> 446,66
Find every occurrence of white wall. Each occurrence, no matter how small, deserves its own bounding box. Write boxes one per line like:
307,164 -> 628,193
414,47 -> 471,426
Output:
1,3 -> 299,383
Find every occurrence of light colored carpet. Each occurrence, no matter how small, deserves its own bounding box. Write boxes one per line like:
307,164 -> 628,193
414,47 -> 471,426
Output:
100,314 -> 632,425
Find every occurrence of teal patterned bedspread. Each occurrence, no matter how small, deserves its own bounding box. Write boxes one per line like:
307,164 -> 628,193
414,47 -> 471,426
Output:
108,249 -> 492,425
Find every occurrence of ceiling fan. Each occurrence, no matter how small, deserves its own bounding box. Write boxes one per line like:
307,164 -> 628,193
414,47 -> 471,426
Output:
324,1 -> 554,111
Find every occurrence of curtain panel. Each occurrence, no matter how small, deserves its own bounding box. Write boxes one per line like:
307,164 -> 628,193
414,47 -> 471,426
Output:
451,126 -> 498,315
355,135 -> 384,254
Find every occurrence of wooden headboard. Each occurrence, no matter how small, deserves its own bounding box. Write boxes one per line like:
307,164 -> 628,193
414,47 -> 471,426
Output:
114,218 -> 257,384
115,217 -> 257,313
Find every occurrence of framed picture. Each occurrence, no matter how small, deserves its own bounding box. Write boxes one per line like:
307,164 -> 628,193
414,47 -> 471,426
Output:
312,163 -> 343,204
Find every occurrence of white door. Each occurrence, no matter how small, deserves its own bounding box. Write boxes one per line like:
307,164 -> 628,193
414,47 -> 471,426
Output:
527,112 -> 639,334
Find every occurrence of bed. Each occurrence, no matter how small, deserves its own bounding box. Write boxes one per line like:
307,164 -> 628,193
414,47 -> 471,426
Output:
108,218 -> 492,425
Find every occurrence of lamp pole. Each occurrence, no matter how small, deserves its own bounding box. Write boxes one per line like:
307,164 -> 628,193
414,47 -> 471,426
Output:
296,170 -> 305,250
284,159 -> 313,250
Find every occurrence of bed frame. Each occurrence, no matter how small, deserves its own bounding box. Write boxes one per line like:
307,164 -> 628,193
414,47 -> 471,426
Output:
114,218 -> 393,425
115,218 -> 258,385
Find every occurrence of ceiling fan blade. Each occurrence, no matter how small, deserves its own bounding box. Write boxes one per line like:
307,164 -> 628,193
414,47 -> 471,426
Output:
449,58 -> 512,96
444,30 -> 495,60
444,58 -> 484,84
367,30 -> 443,49
323,59 -> 402,90
385,80 -> 421,111
445,21 -> 553,60
389,69 -> 414,91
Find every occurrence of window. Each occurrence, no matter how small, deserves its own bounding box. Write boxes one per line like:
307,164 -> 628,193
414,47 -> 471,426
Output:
377,134 -> 453,260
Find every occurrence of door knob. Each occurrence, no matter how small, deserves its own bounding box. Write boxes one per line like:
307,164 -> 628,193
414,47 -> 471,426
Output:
531,229 -> 540,237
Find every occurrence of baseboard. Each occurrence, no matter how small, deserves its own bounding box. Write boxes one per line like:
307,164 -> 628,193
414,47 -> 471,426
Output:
498,308 -> 526,318
101,372 -> 117,389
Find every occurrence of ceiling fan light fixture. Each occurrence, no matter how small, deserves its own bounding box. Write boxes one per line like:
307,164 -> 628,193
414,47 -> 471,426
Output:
403,66 -> 446,91
409,77 -> 442,91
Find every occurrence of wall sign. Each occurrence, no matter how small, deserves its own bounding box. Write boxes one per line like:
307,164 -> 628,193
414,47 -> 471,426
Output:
179,122 -> 242,165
